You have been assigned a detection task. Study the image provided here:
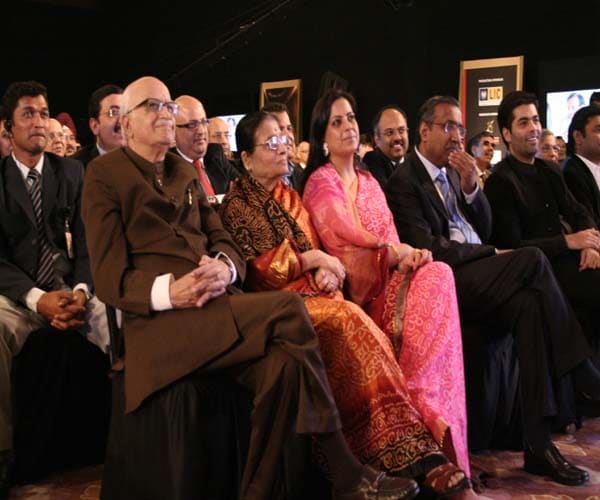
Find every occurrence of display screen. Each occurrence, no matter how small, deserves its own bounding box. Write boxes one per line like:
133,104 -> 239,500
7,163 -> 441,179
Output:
546,89 -> 599,140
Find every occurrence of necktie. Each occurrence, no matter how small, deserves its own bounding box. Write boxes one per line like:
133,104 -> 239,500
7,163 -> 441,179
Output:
194,158 -> 216,197
435,168 -> 481,244
27,169 -> 55,289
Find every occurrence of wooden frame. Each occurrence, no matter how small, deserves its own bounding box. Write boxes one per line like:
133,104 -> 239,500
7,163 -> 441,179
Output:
459,56 -> 524,158
259,79 -> 302,140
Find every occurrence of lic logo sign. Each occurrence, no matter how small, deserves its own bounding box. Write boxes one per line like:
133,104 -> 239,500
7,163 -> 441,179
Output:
479,87 -> 503,107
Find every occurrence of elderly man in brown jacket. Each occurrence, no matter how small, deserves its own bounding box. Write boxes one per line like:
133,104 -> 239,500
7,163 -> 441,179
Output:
81,76 -> 417,500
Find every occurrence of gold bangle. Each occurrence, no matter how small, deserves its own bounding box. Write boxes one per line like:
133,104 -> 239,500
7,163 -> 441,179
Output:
386,243 -> 400,263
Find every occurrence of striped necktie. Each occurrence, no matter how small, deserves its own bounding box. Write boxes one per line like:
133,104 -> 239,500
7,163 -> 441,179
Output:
435,168 -> 481,244
27,169 -> 54,289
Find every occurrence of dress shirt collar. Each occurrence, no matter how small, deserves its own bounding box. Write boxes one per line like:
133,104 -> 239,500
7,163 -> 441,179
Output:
96,143 -> 107,156
176,147 -> 200,165
415,147 -> 443,183
12,152 -> 44,182
576,153 -> 600,189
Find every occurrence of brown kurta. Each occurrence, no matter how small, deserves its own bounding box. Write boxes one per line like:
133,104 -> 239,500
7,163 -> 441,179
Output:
81,148 -> 338,435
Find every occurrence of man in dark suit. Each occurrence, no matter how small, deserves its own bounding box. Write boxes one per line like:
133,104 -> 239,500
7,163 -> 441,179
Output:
173,95 -> 238,197
261,102 -> 304,190
363,105 -> 410,189
71,84 -> 124,167
486,90 -> 600,369
385,95 -> 600,487
0,81 -> 108,498
563,105 -> 600,228
82,76 -> 416,500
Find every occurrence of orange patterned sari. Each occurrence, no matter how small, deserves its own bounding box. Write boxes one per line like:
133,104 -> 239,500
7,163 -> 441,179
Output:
219,175 -> 446,475
303,164 -> 469,475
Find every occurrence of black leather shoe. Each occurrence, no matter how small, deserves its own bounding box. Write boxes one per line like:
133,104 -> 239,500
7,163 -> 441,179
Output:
334,465 -> 420,499
524,443 -> 589,486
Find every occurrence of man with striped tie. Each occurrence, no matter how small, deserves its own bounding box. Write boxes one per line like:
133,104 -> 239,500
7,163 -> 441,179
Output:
0,81 -> 109,497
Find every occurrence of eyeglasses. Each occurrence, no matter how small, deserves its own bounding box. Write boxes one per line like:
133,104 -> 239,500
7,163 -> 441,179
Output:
431,121 -> 467,139
48,131 -> 65,140
541,144 -> 561,152
176,118 -> 210,130
257,135 -> 291,150
126,98 -> 179,116
101,106 -> 121,118
211,131 -> 231,139
381,126 -> 409,138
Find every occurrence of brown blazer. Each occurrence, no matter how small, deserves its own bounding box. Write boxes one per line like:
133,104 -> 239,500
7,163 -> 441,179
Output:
82,147 -> 247,412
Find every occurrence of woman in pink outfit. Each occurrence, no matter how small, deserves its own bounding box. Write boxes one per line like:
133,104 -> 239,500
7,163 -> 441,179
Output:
301,89 -> 471,489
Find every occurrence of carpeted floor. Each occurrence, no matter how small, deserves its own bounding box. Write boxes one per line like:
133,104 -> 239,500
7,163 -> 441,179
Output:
9,418 -> 600,499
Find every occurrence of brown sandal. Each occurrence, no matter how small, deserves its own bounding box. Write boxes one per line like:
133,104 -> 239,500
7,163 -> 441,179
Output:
423,462 -> 470,498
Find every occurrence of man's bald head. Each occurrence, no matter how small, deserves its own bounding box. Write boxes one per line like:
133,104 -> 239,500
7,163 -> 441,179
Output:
120,76 -> 177,161
174,95 -> 209,160
45,118 -> 66,156
208,116 -> 232,158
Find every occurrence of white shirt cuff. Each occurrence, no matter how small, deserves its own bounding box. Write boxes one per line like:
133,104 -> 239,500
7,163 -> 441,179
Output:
214,251 -> 237,284
73,283 -> 91,300
151,273 -> 174,311
24,287 -> 46,313
463,183 -> 479,204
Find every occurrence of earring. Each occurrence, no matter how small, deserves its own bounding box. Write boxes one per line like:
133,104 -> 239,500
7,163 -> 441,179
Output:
323,142 -> 329,157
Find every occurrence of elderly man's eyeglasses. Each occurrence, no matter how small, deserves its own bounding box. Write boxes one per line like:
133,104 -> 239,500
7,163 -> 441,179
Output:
211,131 -> 231,139
541,144 -> 561,152
101,106 -> 121,118
257,135 -> 291,150
432,121 -> 467,139
176,118 -> 210,130
126,98 -> 180,116
48,131 -> 65,140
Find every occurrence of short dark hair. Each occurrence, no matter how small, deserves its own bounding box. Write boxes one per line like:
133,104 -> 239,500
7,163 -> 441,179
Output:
466,131 -> 494,156
235,110 -> 276,156
261,102 -> 289,114
371,104 -> 408,136
302,88 -> 361,193
88,84 -> 123,119
415,95 -> 460,146
567,104 -> 600,155
589,91 -> 600,106
496,90 -> 539,148
1,81 -> 48,123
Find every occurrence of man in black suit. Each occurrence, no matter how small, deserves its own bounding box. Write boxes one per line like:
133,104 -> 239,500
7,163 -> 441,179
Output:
174,95 -> 238,197
71,84 -> 124,167
363,105 -> 410,189
0,81 -> 108,498
385,95 -> 600,487
261,102 -> 304,189
563,105 -> 600,228
486,90 -> 600,367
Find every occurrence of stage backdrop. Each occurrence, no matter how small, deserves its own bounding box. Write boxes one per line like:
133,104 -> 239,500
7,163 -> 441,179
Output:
459,56 -> 524,161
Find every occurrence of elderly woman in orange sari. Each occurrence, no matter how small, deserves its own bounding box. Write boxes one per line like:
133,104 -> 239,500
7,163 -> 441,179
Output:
300,89 -> 470,484
219,111 -> 471,498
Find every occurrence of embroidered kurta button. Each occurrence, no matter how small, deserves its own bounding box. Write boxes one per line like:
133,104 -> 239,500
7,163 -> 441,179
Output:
156,178 -> 163,187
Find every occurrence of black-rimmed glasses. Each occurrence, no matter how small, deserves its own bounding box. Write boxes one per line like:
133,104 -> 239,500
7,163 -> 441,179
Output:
257,135 -> 291,150
432,121 -> 466,139
176,118 -> 210,130
101,106 -> 121,118
126,98 -> 179,116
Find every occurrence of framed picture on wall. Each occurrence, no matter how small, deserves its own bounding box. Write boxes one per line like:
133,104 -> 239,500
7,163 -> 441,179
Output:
459,56 -> 524,161
260,79 -> 302,141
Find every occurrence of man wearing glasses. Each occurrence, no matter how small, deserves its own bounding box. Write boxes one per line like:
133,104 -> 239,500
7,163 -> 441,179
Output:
207,116 -> 233,160
72,84 -> 124,167
82,76 -> 417,500
385,94 -> 600,487
535,129 -> 561,165
363,105 -> 410,189
173,95 -> 238,197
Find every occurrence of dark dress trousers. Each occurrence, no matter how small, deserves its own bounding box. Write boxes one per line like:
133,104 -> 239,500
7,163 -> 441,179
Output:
362,147 -> 399,189
82,147 -> 341,498
563,154 -> 600,228
485,155 -> 600,360
384,151 -> 591,444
